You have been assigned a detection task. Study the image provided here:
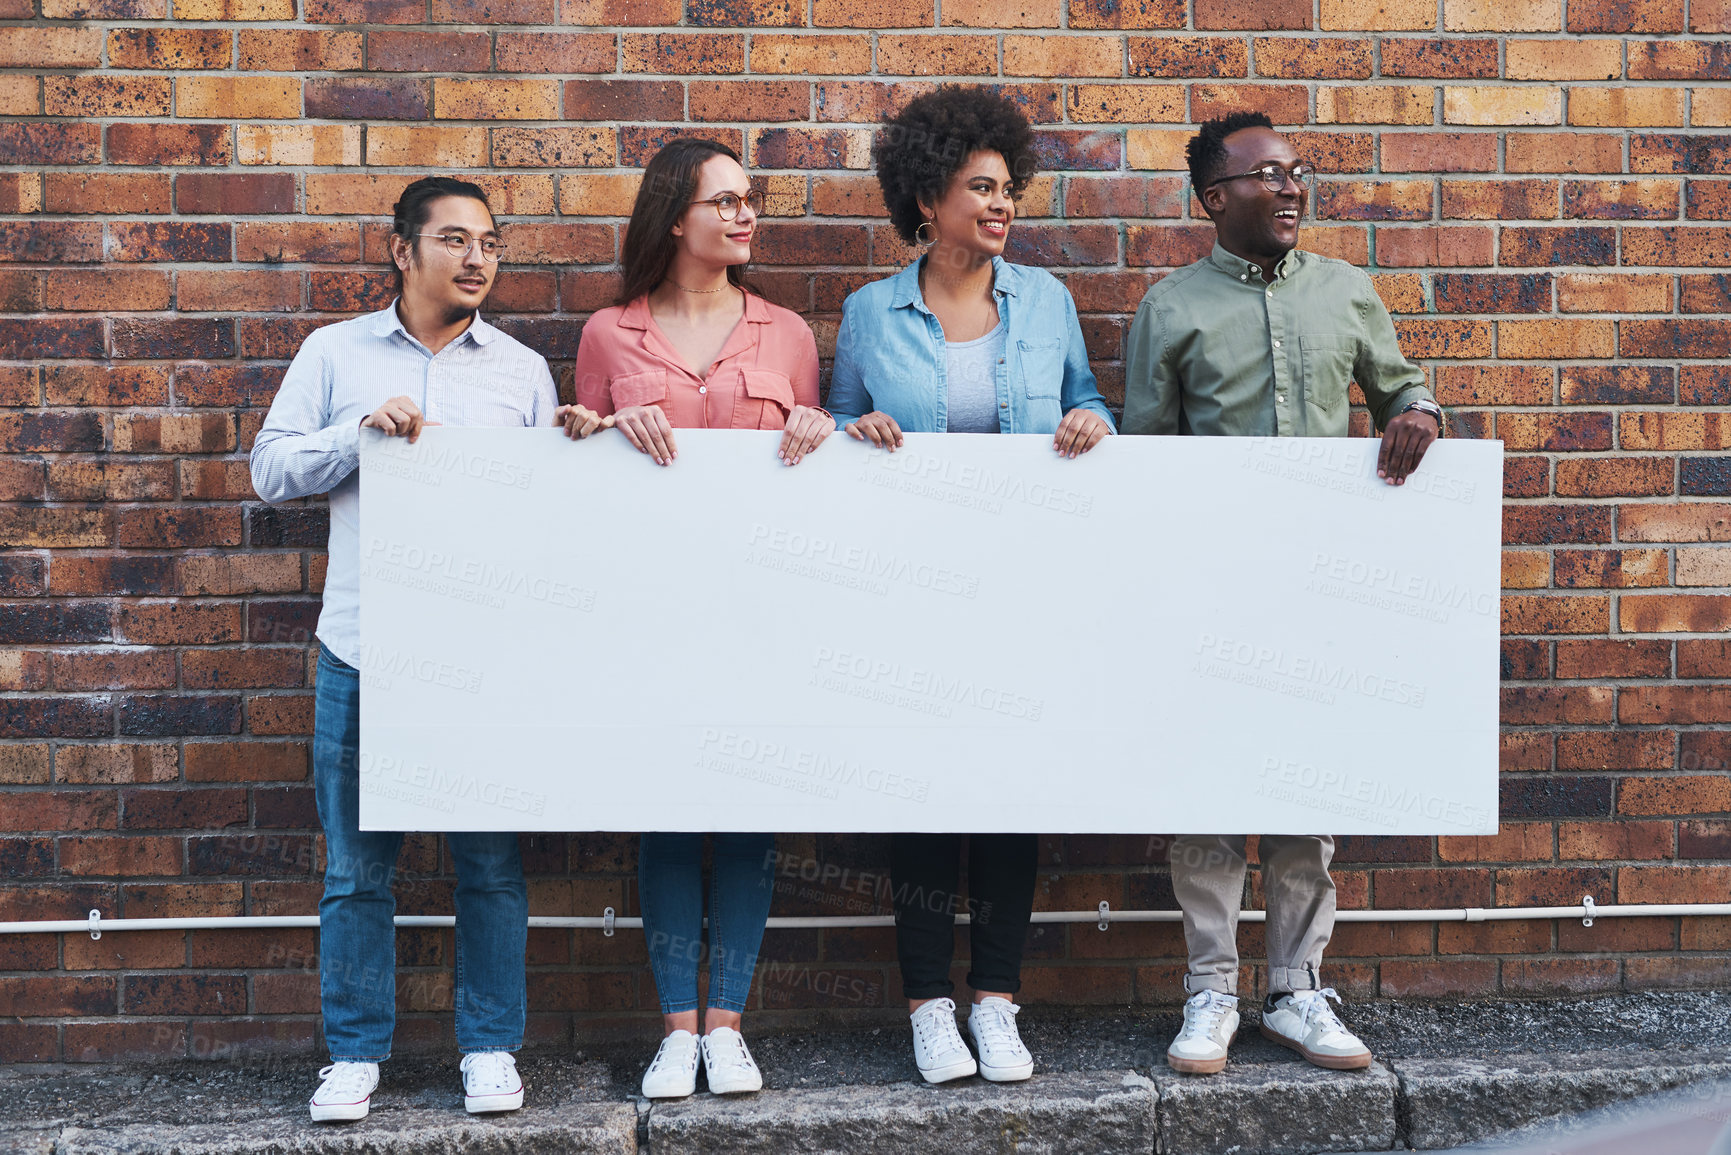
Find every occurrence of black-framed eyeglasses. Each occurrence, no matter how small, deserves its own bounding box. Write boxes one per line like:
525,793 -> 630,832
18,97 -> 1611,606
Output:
1205,163 -> 1316,193
690,190 -> 765,221
415,232 -> 506,262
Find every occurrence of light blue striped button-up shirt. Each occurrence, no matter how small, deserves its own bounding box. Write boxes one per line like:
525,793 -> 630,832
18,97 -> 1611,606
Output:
249,303 -> 559,667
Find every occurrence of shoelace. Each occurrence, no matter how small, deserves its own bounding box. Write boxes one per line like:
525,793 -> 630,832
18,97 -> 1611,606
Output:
914,999 -> 966,1057
316,1063 -> 374,1100
971,1001 -> 1025,1053
1289,988 -> 1349,1038
460,1052 -> 517,1093
1178,993 -> 1234,1041
648,1036 -> 696,1075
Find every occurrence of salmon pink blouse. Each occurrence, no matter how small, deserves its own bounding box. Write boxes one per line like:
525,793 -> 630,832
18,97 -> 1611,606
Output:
574,291 -> 823,430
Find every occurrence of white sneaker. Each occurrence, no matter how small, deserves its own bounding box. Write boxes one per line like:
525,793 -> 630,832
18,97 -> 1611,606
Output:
910,997 -> 977,1084
701,1026 -> 764,1094
1259,987 -> 1372,1070
460,1051 -> 524,1114
967,997 -> 1034,1082
309,1061 -> 378,1123
642,1030 -> 700,1099
1166,990 -> 1240,1075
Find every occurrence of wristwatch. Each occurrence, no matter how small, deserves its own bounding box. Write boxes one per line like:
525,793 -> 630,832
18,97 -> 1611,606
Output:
1401,398 -> 1445,436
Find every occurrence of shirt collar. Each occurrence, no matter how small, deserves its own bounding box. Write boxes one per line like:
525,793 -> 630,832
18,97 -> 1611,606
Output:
371,300 -> 497,346
1208,242 -> 1302,284
890,255 -> 1016,312
617,287 -> 770,330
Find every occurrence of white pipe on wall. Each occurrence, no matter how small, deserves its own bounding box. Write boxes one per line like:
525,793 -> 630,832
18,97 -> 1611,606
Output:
4,900 -> 1727,939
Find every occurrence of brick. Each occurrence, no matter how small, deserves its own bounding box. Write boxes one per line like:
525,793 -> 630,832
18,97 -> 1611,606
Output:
1683,273 -> 1731,312
1619,412 -> 1731,451
1501,684 -> 1614,721
1678,548 -> 1731,586
1316,85 -> 1433,125
1434,273 -> 1551,314
1445,86 -> 1561,126
0,123 -> 94,167
1620,320 -> 1731,358
492,127 -> 615,168
43,270 -> 171,313
60,836 -> 182,877
942,0 -> 1057,26
0,976 -> 116,1017
236,125 -> 362,167
179,270 -> 303,314
107,124 -> 231,167
1555,636 -> 1672,677
1499,225 -> 1617,266
1567,0 -> 1684,32
303,77 -> 429,121
238,29 -> 363,71
1381,959 -> 1497,998
1506,39 -> 1620,79
1067,0 -> 1183,28
751,36 -> 872,76
176,174 -> 297,218
1558,275 -> 1673,318
1374,226 -> 1494,267
1320,0 -> 1435,31
1630,39 -> 1731,80
1380,37 -> 1500,78
1560,820 -> 1674,860
1380,132 -> 1497,172
1503,504 -> 1612,545
58,744 -> 179,785
813,0 -> 930,23
235,222 -> 361,264
1557,730 -> 1675,770
1631,133 -> 1731,174
622,33 -> 744,74
1064,85 -> 1185,125
364,29 -> 489,72
49,554 -> 176,596
434,78 -> 560,120
112,319 -> 237,361
1620,687 -> 1731,725
113,602 -> 243,646
563,80 -> 683,122
1619,503 -> 1731,542
1569,87 -> 1685,128
1506,132 -> 1624,173
1128,36 -> 1247,77
43,174 -> 170,217
1624,226 -> 1731,267
1005,35 -> 1123,78
178,0 -> 294,13
0,26 -> 103,67
1444,0 -> 1559,30
1497,318 -> 1616,359
179,77 -> 301,120
1621,594 -> 1731,633
44,76 -> 171,119
1253,38 -> 1370,78
877,36 -> 997,76
1190,83 -> 1309,125
366,126 -> 487,168
495,31 -> 615,73
1316,180 -> 1431,221
107,28 -> 230,69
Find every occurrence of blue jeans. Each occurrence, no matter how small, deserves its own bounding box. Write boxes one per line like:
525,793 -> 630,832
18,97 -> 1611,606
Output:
639,833 -> 775,1015
314,644 -> 528,1060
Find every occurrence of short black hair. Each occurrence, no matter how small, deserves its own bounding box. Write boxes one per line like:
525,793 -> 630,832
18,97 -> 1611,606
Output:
872,85 -> 1037,246
389,176 -> 492,292
1186,112 -> 1276,198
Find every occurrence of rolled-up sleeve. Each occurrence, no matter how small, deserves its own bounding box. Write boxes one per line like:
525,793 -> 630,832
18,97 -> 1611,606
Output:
825,297 -> 871,428
1121,294 -> 1180,436
249,332 -> 361,504
1354,281 -> 1433,432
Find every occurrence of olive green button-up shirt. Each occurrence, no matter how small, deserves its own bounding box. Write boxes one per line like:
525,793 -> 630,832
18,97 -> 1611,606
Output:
1122,244 -> 1433,438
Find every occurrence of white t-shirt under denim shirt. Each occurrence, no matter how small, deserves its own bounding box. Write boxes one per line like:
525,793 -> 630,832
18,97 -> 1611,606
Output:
944,317 -> 1006,434
248,303 -> 559,669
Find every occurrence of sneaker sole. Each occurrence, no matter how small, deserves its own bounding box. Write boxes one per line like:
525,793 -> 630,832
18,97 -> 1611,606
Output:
1166,1025 -> 1236,1076
977,1059 -> 1034,1082
918,1056 -> 978,1084
465,1088 -> 525,1113
641,1082 -> 697,1100
309,1101 -> 369,1123
1257,1022 -> 1372,1070
705,1075 -> 764,1095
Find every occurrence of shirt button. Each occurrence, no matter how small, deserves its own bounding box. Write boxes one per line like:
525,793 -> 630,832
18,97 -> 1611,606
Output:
1266,288 -> 1273,296
1239,274 -> 1247,282
1272,339 -> 1282,349
698,386 -> 707,394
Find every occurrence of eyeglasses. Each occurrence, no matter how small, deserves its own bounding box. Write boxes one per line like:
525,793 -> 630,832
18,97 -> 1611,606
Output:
689,190 -> 765,221
1205,163 -> 1316,193
414,232 -> 506,262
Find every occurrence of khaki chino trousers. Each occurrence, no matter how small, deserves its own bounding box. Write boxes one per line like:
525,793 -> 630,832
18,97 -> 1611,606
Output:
1170,834 -> 1336,997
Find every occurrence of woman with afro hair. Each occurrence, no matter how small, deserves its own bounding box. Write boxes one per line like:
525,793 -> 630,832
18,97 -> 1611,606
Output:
828,84 -> 1114,1088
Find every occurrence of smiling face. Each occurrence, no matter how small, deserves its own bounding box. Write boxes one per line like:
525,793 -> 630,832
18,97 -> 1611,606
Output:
1200,126 -> 1307,264
671,153 -> 756,270
921,149 -> 1016,265
395,194 -> 498,323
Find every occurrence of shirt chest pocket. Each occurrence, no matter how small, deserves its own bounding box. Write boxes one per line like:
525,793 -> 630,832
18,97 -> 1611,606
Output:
610,370 -> 670,412
1298,334 -> 1355,421
732,368 -> 795,430
1015,338 -> 1063,400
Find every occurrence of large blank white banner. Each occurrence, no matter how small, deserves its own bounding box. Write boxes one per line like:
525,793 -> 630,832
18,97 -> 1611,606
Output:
357,428 -> 1502,835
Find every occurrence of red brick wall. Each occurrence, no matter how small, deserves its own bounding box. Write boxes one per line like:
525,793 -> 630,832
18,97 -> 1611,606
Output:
2,0 -> 1730,1063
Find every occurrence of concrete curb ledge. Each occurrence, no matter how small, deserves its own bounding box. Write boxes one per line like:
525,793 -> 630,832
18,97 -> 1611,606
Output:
5,1050 -> 1730,1154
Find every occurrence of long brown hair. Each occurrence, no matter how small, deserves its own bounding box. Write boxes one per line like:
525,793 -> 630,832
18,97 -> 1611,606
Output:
616,137 -> 754,306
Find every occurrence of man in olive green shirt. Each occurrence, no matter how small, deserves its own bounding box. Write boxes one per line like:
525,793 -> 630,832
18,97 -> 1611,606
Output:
1124,113 -> 1444,1078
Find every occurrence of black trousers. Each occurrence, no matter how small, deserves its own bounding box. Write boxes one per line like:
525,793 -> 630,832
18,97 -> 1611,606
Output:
891,832 -> 1037,1000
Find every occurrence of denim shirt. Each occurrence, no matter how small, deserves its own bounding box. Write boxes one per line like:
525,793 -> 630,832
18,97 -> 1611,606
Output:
828,257 -> 1115,436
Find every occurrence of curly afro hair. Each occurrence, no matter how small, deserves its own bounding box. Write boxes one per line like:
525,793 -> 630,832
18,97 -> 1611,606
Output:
872,85 -> 1038,247
1186,111 -> 1275,205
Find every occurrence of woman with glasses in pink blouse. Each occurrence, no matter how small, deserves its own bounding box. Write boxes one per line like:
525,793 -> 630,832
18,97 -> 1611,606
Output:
561,137 -> 834,1102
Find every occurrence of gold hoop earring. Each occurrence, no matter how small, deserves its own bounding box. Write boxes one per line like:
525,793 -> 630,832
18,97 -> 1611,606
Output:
914,220 -> 937,249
